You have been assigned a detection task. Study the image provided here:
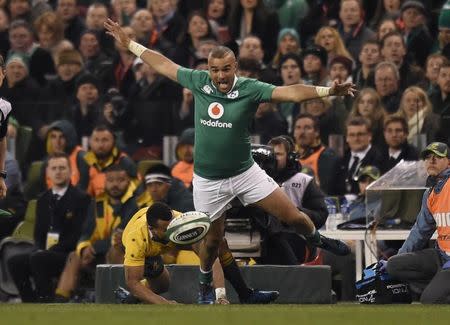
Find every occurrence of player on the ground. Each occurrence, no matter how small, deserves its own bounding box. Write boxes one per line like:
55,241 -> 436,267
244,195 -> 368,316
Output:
0,55 -> 11,199
105,19 -> 355,303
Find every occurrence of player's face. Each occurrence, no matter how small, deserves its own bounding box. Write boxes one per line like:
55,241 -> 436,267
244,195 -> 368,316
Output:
424,155 -> 449,177
149,219 -> 172,242
46,157 -> 71,187
105,170 -> 130,199
208,53 -> 237,93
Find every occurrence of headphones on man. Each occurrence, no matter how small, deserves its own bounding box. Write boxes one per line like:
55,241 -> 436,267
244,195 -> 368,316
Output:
269,135 -> 300,171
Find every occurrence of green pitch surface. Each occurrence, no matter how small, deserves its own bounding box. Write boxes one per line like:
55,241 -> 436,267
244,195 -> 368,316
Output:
1,304 -> 450,325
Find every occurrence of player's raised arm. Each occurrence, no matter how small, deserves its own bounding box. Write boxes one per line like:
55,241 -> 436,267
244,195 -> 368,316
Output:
271,79 -> 357,103
104,19 -> 180,82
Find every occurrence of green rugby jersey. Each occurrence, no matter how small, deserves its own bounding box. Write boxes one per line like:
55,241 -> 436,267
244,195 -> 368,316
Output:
177,67 -> 275,179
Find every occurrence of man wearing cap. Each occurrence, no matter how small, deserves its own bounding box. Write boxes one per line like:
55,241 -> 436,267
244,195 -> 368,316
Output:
302,45 -> 329,86
386,142 -> 450,304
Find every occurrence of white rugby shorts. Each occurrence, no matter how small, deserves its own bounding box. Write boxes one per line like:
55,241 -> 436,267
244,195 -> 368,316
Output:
193,162 -> 279,222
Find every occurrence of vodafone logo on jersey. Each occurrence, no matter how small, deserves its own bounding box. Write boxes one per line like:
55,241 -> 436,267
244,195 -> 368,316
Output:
201,102 -> 232,129
207,102 -> 224,119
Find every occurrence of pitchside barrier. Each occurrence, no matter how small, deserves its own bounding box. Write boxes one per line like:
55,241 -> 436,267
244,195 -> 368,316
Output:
95,264 -> 332,304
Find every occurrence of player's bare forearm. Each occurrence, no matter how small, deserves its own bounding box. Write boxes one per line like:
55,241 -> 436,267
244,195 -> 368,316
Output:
125,266 -> 171,304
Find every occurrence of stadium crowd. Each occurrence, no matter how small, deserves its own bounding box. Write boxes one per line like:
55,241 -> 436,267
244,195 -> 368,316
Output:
0,0 -> 450,304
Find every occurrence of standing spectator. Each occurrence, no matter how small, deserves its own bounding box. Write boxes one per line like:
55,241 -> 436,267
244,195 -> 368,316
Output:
340,116 -> 383,195
56,0 -> 85,47
270,28 -> 301,73
293,113 -> 341,196
227,0 -> 280,63
34,11 -> 74,62
399,86 -> 441,145
85,2 -> 115,56
54,164 -> 138,301
386,142 -> 450,304
314,26 -> 353,65
206,0 -> 232,45
7,19 -> 56,85
380,115 -> 420,174
374,61 -> 401,114
301,45 -> 329,86
337,0 -> 376,61
399,0 -> 433,67
148,0 -> 185,48
7,153 -> 90,302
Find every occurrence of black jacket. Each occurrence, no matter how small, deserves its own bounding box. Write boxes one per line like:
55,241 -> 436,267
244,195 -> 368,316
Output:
34,185 -> 91,252
379,142 -> 420,174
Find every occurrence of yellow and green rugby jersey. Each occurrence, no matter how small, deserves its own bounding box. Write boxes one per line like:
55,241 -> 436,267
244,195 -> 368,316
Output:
177,67 -> 275,179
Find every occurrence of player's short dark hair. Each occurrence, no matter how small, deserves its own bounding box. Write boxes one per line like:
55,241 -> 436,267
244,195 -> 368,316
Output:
383,115 -> 408,133
294,113 -> 320,132
146,202 -> 173,227
209,46 -> 234,59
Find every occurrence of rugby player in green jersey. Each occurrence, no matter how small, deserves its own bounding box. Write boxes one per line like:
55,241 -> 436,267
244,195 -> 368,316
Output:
105,19 -> 356,304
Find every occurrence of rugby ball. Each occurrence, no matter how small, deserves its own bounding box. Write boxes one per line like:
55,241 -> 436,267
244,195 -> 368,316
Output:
166,211 -> 211,245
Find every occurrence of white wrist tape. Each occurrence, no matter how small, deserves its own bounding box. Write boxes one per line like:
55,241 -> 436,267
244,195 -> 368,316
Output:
215,287 -> 227,299
128,40 -> 147,58
315,86 -> 331,97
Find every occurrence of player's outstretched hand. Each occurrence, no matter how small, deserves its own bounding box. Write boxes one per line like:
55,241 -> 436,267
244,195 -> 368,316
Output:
329,79 -> 357,97
104,18 -> 130,48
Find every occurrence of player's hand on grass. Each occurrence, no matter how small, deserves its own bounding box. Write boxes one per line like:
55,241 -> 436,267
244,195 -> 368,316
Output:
215,297 -> 230,305
329,79 -> 357,97
104,19 -> 131,48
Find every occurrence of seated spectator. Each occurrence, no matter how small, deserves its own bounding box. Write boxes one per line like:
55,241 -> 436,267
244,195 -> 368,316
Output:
380,115 -> 419,174
369,0 -> 401,30
353,40 -> 381,89
7,0 -> 31,23
135,163 -> 194,213
206,0 -> 232,44
85,2 -> 115,56
429,61 -> 450,144
54,164 -> 138,301
424,54 -> 447,94
301,45 -> 329,86
56,0 -> 86,47
171,128 -> 194,189
149,0 -> 185,48
386,142 -> 450,304
339,116 -> 383,195
271,28 -> 301,73
41,120 -> 88,191
293,113 -> 341,196
348,88 -> 386,148
81,125 -> 138,197
376,18 -> 399,42
398,86 -> 441,146
251,101 -> 288,145
374,61 -> 401,114
314,26 -> 353,65
237,57 -> 261,79
7,153 -> 90,302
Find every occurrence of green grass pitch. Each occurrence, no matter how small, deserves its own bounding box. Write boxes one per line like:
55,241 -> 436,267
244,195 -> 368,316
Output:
1,304 -> 450,325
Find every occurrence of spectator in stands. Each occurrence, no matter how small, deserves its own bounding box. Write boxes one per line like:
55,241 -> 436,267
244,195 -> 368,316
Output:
31,49 -> 84,162
337,0 -> 375,61
400,0 -> 433,67
436,2 -> 450,56
380,31 -> 425,91
56,0 -> 85,47
206,0 -> 232,44
113,0 -> 137,26
81,125 -> 137,197
136,163 -> 194,212
348,88 -> 386,148
276,53 -> 302,131
227,0 -> 280,63
424,54 -> 447,94
380,115 -> 419,174
271,28 -> 301,73
0,7 -> 10,57
251,101 -> 287,144
238,35 -> 276,83
353,40 -> 381,89
301,45 -> 329,86
0,54 -> 40,133
237,57 -> 261,78
327,55 -> 354,116
429,61 -> 450,144
399,86 -> 441,146
69,73 -> 103,141
386,142 -> 450,304
171,128 -> 194,190
85,2 -> 115,56
340,116 -> 383,195
174,10 -> 216,67
41,120 -> 88,190
77,30 -> 112,91
8,153 -> 90,302
148,0 -> 185,48
369,0 -> 401,30
293,113 -> 341,196
55,164 -> 138,301
376,18 -> 399,42
260,135 -> 327,265
374,61 -> 401,114
7,19 -> 56,85
7,0 -> 31,22
314,26 -> 353,65
34,11 -> 74,62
